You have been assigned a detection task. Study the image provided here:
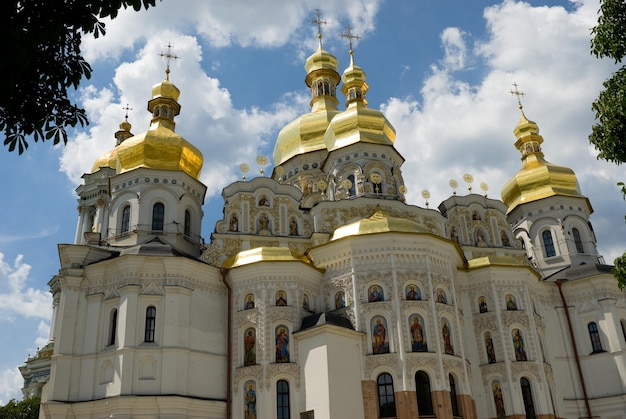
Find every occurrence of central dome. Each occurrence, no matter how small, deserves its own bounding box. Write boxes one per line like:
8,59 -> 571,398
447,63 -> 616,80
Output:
273,43 -> 341,166
331,208 -> 430,241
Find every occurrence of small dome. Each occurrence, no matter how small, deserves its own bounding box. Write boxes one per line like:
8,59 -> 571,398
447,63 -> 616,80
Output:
331,207 -> 430,241
324,105 -> 396,152
91,119 -> 132,173
501,109 -> 585,213
151,79 -> 180,102
305,44 -> 340,78
324,53 -> 395,152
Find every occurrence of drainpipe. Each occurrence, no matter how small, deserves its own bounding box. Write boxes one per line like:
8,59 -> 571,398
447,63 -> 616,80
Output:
221,267 -> 232,419
555,279 -> 592,419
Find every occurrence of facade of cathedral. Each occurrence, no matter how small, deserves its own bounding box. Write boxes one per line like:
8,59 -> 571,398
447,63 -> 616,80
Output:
23,25 -> 626,419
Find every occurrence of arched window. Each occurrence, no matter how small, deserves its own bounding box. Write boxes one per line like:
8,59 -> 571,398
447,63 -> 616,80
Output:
121,206 -> 130,234
144,306 -> 156,343
152,203 -> 164,232
542,230 -> 556,257
520,377 -> 536,419
449,374 -> 460,417
572,228 -> 584,253
588,322 -> 604,353
276,380 -> 290,419
184,209 -> 191,237
109,309 -> 118,346
377,373 -> 396,418
415,371 -> 434,416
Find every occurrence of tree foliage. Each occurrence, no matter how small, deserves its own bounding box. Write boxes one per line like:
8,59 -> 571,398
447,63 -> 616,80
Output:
0,0 -> 159,154
589,0 -> 626,165
0,397 -> 40,419
590,0 -> 626,288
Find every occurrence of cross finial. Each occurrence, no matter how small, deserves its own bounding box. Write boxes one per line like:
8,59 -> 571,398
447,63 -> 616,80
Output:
122,104 -> 133,121
159,43 -> 179,81
340,24 -> 360,54
509,82 -> 526,109
310,9 -> 327,47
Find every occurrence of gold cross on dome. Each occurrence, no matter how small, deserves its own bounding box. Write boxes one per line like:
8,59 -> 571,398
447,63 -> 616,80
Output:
159,43 -> 179,80
310,9 -> 327,44
510,82 -> 526,109
340,25 -> 360,52
122,104 -> 133,121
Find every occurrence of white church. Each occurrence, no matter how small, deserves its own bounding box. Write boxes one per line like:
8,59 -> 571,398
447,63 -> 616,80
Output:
19,15 -> 626,419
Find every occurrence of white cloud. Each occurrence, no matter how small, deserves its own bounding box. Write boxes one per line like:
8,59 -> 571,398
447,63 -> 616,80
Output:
61,34 -> 305,199
81,0 -> 383,62
0,367 -> 23,405
441,27 -> 468,71
383,0 -> 625,261
0,254 -> 52,322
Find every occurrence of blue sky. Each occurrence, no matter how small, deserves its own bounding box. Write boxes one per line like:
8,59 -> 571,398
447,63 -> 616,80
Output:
1,0 -> 624,403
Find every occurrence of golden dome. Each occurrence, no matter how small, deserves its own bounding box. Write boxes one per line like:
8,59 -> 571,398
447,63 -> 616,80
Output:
91,148 -> 118,173
222,246 -> 312,268
324,52 -> 395,152
91,76 -> 203,179
304,44 -> 340,79
331,207 -> 430,241
151,78 -> 180,103
273,42 -> 341,166
501,108 -> 585,213
114,124 -> 203,178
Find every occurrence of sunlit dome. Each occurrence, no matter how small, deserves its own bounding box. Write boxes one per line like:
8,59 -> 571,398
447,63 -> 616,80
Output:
331,207 -> 430,241
273,43 -> 341,166
91,76 -> 203,179
501,108 -> 587,213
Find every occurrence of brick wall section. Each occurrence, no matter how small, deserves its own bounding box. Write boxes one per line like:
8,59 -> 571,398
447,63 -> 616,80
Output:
362,380 -> 378,419
395,390 -> 418,419
432,390 -> 452,418
458,394 -> 477,419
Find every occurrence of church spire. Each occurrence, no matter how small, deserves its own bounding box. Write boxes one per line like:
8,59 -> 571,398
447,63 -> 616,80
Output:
115,104 -> 133,146
339,25 -> 368,108
310,9 -> 327,49
148,44 -> 182,131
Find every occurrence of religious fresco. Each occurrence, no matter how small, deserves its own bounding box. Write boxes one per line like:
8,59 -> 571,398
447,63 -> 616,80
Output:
244,380 -> 256,419
405,284 -> 421,301
244,328 -> 256,366
275,326 -> 290,362
368,284 -> 384,302
409,314 -> 427,352
371,316 -> 389,354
